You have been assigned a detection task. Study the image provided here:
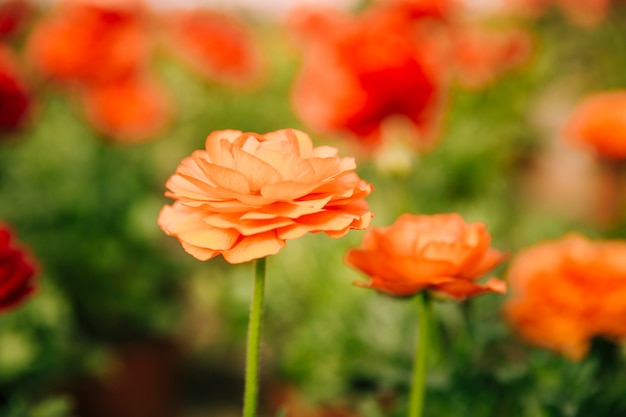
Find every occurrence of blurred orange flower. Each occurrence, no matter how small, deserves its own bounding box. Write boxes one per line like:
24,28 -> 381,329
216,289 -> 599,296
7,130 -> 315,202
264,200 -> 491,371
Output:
563,90 -> 626,160
507,0 -> 612,27
345,213 -> 507,299
26,0 -> 151,85
158,129 -> 373,264
160,9 -> 262,87
504,234 -> 626,360
0,225 -> 37,313
82,74 -> 171,143
289,5 -> 448,150
451,26 -> 532,89
0,44 -> 30,132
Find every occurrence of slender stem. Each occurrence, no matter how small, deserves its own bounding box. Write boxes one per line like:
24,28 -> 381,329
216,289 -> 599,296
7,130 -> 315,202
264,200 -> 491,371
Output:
408,292 -> 431,417
243,257 -> 267,417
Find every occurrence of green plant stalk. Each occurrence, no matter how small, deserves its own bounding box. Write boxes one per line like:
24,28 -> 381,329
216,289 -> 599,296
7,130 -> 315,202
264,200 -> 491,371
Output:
408,292 -> 431,417
243,257 -> 267,417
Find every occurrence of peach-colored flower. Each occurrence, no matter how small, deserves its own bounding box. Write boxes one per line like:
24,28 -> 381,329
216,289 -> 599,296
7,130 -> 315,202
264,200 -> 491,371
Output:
289,5 -> 448,150
81,74 -> 171,143
26,0 -> 151,85
159,9 -> 263,87
158,129 -> 373,264
504,234 -> 626,360
0,224 -> 37,312
345,213 -> 507,299
563,90 -> 626,160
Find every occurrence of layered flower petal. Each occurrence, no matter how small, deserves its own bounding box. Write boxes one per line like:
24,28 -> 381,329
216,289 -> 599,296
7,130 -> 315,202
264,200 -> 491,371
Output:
158,129 -> 373,264
504,234 -> 626,360
345,213 -> 507,299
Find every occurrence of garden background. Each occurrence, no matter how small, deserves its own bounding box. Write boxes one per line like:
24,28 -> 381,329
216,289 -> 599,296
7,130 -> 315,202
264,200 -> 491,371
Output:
1,0 -> 626,416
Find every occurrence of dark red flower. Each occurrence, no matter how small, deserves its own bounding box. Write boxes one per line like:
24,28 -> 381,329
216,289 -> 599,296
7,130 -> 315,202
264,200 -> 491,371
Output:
0,44 -> 30,132
0,0 -> 31,39
0,225 -> 37,313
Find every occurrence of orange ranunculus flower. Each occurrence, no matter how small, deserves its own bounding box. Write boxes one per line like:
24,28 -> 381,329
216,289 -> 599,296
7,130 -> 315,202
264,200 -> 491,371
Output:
26,0 -> 151,85
504,234 -> 626,360
563,90 -> 626,160
0,224 -> 37,312
345,213 -> 507,299
158,129 -> 373,264
506,0 -> 612,27
160,9 -> 263,87
81,74 -> 172,143
290,5 -> 448,150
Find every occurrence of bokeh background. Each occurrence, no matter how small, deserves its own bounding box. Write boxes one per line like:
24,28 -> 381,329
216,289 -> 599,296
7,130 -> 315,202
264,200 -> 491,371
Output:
1,0 -> 626,416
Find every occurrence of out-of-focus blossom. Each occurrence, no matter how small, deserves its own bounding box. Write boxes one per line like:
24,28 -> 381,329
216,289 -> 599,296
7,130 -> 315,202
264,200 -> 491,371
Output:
345,213 -> 507,299
451,25 -> 532,88
0,44 -> 30,132
504,234 -> 626,360
290,6 -> 448,150
0,225 -> 37,313
160,9 -> 263,87
0,0 -> 31,39
288,1 -> 532,151
563,90 -> 626,160
506,0 -> 613,27
158,129 -> 373,264
82,74 -> 172,143
26,0 -> 151,85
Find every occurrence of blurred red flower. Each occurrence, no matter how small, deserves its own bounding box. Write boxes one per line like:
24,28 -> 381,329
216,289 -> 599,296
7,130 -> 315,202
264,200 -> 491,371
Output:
0,44 -> 30,132
26,0 -> 151,85
563,90 -> 626,160
289,2 -> 531,151
82,74 -> 172,143
0,225 -> 37,313
290,6 -> 448,150
158,129 -> 373,264
345,213 -> 507,299
0,0 -> 31,39
160,9 -> 263,87
504,234 -> 626,360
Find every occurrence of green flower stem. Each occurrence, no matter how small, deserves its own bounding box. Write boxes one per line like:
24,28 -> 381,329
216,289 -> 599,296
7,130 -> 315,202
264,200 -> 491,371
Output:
408,292 -> 431,417
243,257 -> 267,417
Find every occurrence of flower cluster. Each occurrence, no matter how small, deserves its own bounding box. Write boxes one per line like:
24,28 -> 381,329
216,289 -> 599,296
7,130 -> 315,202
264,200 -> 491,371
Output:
26,0 -> 262,143
287,0 -> 531,151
